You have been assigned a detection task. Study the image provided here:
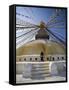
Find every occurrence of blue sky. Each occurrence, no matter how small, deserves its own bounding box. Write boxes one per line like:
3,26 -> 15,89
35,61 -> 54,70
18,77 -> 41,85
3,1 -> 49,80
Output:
16,6 -> 66,47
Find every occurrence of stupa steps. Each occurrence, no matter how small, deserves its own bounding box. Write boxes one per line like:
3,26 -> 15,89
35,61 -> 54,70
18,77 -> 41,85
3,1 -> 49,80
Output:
31,63 -> 50,78
32,68 -> 49,71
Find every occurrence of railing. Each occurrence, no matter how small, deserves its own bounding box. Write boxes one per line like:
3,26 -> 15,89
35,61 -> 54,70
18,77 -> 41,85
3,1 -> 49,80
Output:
16,55 -> 66,62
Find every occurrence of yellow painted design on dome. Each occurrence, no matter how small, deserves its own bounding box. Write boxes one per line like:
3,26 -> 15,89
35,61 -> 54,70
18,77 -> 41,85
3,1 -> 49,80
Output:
16,40 -> 65,56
